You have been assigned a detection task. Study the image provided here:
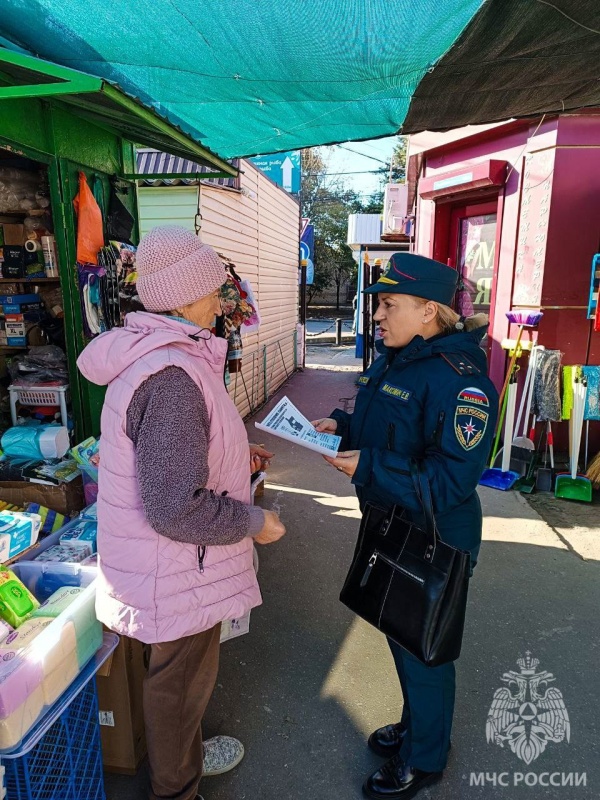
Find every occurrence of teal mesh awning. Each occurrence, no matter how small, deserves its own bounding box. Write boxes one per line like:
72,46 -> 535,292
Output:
0,0 -> 483,157
0,1 -> 599,158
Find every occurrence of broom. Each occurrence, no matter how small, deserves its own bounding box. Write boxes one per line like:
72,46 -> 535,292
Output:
498,310 -> 544,412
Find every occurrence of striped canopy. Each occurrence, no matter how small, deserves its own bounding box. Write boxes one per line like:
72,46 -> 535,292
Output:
0,0 -> 598,158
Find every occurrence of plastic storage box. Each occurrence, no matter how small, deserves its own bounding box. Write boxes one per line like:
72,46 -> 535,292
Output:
0,562 -> 102,752
78,466 -> 99,507
1,633 -> 118,800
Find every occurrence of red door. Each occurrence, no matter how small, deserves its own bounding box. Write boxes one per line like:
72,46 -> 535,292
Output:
446,200 -> 498,319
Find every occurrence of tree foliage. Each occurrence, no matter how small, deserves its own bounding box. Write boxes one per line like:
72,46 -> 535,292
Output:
300,139 -> 408,307
301,148 -> 360,306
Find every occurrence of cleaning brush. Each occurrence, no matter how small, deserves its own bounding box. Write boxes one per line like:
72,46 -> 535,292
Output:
586,451 -> 600,488
498,310 -> 544,412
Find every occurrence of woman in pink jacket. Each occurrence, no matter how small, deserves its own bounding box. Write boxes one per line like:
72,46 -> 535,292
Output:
78,226 -> 285,800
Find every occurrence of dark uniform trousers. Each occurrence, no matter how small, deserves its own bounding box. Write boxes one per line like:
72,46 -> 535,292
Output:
388,640 -> 455,773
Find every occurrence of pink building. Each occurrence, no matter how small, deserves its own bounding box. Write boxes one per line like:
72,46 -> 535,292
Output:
411,113 -> 600,405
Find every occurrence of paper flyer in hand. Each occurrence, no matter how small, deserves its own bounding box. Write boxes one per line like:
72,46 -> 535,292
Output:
255,396 -> 341,456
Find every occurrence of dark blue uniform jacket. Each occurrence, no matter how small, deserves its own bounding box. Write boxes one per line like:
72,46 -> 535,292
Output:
332,327 -> 498,561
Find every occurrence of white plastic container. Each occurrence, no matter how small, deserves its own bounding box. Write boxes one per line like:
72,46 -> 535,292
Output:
0,562 -> 101,752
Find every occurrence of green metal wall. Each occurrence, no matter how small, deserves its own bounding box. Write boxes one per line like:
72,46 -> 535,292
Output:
0,97 -> 139,438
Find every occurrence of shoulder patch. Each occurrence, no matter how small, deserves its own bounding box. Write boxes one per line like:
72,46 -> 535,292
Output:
440,353 -> 482,376
356,375 -> 370,387
454,405 -> 489,450
457,387 -> 489,407
380,382 -> 413,402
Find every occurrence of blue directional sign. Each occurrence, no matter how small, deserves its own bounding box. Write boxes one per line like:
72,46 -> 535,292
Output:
300,223 -> 314,285
248,151 -> 301,194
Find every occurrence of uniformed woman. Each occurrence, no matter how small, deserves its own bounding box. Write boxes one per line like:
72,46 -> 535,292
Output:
313,253 -> 498,800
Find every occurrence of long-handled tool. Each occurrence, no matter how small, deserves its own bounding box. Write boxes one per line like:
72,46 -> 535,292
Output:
513,345 -> 542,451
555,374 -> 592,502
480,372 -> 520,491
497,310 -> 544,413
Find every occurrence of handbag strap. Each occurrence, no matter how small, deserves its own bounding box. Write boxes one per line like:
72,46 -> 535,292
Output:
409,460 -> 438,557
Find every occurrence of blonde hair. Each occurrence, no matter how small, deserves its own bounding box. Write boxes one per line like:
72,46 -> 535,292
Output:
411,297 -> 488,334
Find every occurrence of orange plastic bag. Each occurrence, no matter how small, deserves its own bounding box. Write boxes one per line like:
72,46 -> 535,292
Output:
73,172 -> 104,265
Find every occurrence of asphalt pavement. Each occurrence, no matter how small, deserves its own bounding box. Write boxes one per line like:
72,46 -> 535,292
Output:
106,365 -> 599,800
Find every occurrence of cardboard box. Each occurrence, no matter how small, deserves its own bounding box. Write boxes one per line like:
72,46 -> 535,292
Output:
96,633 -> 148,775
5,313 -> 26,346
1,224 -> 24,246
0,477 -> 85,517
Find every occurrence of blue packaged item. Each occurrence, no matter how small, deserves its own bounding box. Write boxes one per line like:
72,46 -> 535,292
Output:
0,294 -> 40,306
0,511 -> 41,563
80,503 -> 97,521
1,425 -> 70,462
59,520 -> 97,554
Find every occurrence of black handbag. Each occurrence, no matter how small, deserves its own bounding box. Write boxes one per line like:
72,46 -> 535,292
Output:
340,462 -> 471,667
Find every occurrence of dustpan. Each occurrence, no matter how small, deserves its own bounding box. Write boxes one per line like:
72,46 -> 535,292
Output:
555,375 -> 592,502
480,373 -> 519,491
515,425 -> 543,493
536,421 -> 555,492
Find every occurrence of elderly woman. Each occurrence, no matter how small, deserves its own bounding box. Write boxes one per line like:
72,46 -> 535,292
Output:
78,226 -> 285,800
314,253 -> 498,800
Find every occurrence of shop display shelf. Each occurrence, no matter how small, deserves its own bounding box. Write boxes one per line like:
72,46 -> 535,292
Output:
1,633 -> 118,800
0,279 -> 60,284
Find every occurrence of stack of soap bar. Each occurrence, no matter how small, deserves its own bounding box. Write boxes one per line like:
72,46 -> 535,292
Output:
59,520 -> 97,555
0,654 -> 45,751
31,587 -> 84,619
0,511 -> 41,563
35,545 -> 90,563
32,618 -> 79,705
0,567 -> 39,627
33,586 -> 101,668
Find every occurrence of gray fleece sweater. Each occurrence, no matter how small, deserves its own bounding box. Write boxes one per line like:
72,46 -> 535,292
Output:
126,366 -> 264,546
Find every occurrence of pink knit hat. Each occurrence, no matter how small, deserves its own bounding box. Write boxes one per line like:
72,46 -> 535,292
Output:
136,226 -> 227,312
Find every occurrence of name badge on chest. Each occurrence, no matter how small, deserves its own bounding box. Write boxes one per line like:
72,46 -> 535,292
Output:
379,382 -> 413,402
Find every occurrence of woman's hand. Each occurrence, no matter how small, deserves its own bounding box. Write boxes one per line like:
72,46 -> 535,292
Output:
254,510 -> 286,545
323,450 -> 360,478
311,417 -> 338,433
249,443 -> 274,473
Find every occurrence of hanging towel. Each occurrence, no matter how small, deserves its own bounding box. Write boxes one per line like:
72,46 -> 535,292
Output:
532,348 -> 562,421
562,365 -> 574,420
582,366 -> 600,420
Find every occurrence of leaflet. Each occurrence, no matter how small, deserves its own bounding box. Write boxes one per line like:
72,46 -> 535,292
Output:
255,396 -> 341,456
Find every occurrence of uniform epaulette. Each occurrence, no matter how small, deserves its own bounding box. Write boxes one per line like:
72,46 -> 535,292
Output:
440,352 -> 482,376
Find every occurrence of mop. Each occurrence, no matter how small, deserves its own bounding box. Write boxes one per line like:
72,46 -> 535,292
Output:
532,349 -> 562,491
480,371 -> 520,490
555,372 -> 592,502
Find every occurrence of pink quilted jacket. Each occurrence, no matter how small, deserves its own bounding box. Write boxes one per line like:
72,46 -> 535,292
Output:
77,312 -> 261,644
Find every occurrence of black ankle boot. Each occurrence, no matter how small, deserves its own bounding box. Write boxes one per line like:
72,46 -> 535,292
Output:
363,756 -> 443,799
367,722 -> 407,758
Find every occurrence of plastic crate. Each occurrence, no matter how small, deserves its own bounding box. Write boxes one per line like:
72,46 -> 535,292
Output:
9,384 -> 69,428
1,634 -> 117,800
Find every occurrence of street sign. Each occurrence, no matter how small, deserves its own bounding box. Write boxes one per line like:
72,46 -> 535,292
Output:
249,151 -> 300,194
300,223 -> 314,285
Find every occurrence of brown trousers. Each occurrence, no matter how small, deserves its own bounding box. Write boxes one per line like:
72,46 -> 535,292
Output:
143,624 -> 221,800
